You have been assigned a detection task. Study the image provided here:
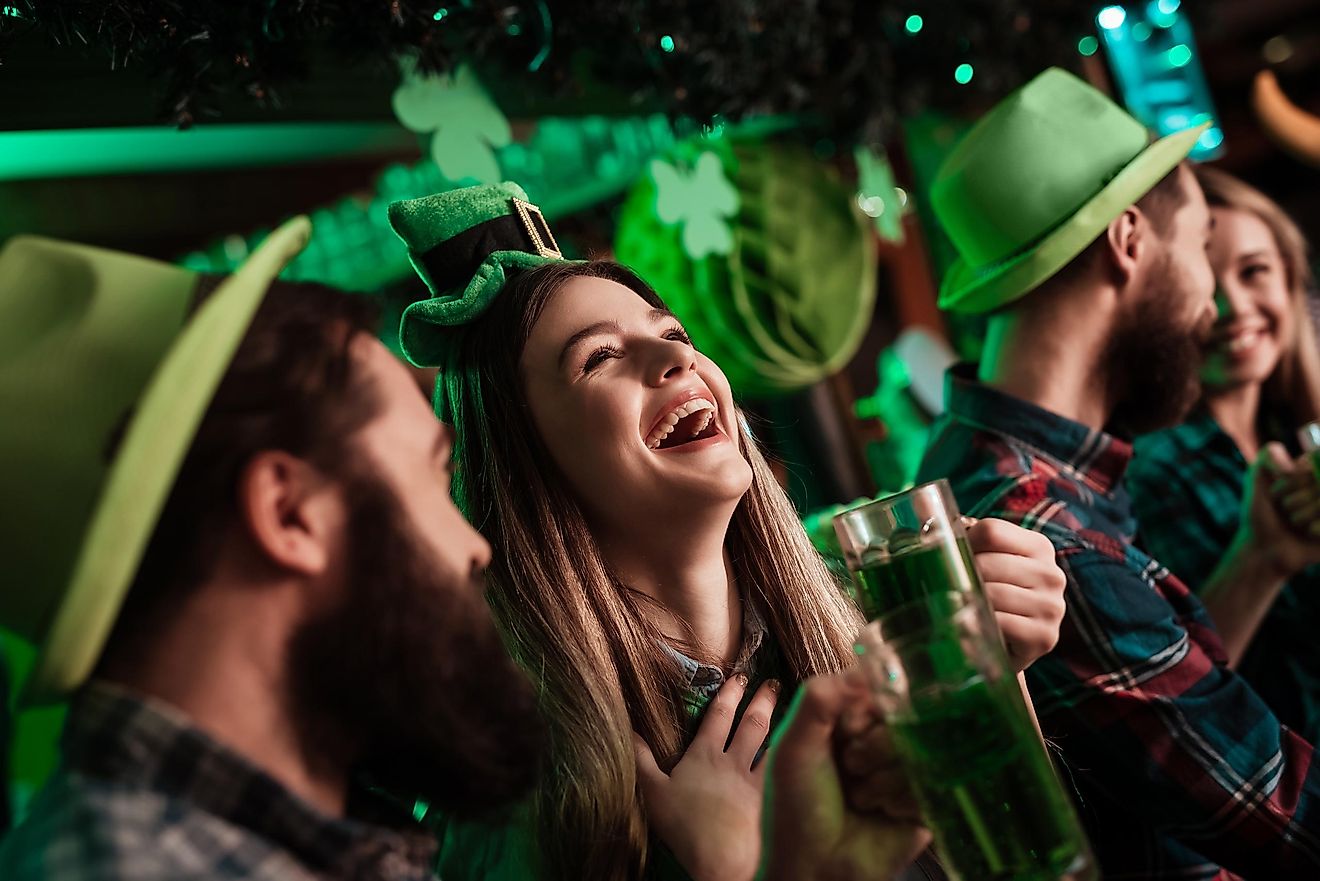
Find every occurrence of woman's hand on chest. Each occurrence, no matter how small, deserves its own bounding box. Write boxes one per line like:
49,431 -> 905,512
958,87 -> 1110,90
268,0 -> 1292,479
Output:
634,674 -> 781,881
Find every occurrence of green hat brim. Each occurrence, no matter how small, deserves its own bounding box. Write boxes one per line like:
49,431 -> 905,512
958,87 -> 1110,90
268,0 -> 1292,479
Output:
398,249 -> 568,368
938,124 -> 1207,315
23,216 -> 311,705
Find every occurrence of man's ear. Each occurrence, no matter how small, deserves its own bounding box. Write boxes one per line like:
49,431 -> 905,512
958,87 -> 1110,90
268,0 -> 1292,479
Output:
236,451 -> 338,577
1104,207 -> 1145,291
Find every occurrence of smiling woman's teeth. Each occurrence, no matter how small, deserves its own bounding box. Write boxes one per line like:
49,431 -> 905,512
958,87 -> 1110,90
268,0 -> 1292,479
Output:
1227,330 -> 1261,353
646,399 -> 716,449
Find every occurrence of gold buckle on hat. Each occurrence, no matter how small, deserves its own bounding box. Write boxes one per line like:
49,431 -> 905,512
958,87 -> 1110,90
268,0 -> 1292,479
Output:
510,198 -> 562,259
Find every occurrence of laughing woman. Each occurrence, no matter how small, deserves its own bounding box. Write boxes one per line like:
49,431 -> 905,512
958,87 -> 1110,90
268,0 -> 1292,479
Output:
387,184 -> 1067,881
1129,166 -> 1320,738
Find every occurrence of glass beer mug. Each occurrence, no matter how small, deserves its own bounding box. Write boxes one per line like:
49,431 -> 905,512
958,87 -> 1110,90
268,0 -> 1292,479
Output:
835,481 -> 1096,881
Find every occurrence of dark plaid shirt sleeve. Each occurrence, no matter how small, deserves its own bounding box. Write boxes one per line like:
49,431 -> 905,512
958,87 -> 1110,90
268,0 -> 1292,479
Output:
1128,417 -> 1247,591
984,475 -> 1320,879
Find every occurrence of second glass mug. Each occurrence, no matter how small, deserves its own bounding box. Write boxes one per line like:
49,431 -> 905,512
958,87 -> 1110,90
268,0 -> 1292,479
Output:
834,480 -> 1096,881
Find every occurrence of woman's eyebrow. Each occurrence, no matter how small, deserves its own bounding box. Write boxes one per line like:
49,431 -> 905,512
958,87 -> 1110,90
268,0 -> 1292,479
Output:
558,320 -> 623,368
556,310 -> 677,367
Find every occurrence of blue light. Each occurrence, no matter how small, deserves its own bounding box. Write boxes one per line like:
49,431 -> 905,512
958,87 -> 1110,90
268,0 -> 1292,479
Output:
1147,0 -> 1177,28
1198,127 -> 1224,151
1097,6 -> 1127,29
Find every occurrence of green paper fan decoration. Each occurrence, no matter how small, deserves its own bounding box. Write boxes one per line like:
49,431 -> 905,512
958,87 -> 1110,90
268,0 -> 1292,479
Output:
616,137 -> 877,396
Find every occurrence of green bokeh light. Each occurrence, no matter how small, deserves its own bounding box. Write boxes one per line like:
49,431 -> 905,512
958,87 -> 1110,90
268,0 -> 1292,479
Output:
660,34 -> 675,52
1167,43 -> 1192,67
954,63 -> 974,84
432,7 -> 447,20
1078,35 -> 1099,56
905,14 -> 924,33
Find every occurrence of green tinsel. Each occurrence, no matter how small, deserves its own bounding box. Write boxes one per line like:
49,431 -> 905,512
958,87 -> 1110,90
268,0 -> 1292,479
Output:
2,0 -> 1103,138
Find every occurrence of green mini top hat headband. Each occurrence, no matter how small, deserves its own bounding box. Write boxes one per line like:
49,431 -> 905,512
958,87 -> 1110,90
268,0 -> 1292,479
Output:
388,182 -> 572,373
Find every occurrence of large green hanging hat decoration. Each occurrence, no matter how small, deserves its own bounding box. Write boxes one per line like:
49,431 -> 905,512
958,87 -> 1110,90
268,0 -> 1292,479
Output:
615,136 -> 877,396
387,181 -> 574,419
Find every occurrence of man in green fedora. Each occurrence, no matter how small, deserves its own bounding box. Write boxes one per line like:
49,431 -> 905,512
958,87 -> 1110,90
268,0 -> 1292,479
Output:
919,67 -> 1320,878
0,222 -> 548,879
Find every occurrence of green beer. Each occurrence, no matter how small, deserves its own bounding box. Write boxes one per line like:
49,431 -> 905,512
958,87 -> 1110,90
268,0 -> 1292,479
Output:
850,538 -> 979,622
890,669 -> 1090,881
842,483 -> 1096,881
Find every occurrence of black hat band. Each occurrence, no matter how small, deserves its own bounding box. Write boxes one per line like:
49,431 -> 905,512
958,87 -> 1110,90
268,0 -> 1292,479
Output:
420,198 -> 562,294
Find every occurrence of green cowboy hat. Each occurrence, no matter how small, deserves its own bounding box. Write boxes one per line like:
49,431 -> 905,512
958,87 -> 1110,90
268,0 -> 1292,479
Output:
933,67 -> 1209,314
0,217 -> 311,704
388,181 -> 570,371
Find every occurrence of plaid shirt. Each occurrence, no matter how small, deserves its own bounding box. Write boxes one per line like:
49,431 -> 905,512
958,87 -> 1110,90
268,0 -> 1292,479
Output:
665,596 -> 777,719
0,682 -> 437,881
1131,412 -> 1320,742
917,367 -> 1320,881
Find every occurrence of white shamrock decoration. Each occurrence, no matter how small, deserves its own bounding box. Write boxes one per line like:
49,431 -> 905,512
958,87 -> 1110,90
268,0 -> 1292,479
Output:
392,63 -> 512,184
650,151 -> 740,259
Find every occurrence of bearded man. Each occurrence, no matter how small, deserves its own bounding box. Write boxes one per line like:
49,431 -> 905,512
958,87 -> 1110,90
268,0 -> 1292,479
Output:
0,221 -> 545,880
919,68 -> 1320,880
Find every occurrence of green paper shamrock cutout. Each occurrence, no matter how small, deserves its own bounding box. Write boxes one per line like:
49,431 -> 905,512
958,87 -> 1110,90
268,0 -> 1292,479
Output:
392,63 -> 512,184
650,151 -> 740,260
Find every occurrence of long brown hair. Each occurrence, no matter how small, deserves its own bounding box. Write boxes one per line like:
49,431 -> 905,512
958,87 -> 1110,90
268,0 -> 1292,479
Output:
440,260 -> 862,879
1196,165 -> 1320,425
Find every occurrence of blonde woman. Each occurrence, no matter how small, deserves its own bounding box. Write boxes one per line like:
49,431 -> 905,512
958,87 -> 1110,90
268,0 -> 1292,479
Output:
387,184 -> 1067,881
1129,165 -> 1320,737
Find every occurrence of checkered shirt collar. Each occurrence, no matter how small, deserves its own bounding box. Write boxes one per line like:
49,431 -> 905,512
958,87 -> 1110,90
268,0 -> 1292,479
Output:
63,681 -> 436,877
944,364 -> 1133,496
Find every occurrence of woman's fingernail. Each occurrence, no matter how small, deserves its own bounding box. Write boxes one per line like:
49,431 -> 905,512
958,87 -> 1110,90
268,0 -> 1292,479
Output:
736,672 -> 750,687
767,678 -> 781,694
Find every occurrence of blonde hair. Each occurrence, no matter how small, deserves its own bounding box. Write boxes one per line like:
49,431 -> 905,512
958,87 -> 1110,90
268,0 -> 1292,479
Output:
439,261 -> 862,880
1196,165 -> 1320,424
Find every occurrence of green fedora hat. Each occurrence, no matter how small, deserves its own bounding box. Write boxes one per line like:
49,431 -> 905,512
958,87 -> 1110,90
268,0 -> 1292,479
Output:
933,67 -> 1208,314
0,217 -> 311,704
388,181 -> 570,369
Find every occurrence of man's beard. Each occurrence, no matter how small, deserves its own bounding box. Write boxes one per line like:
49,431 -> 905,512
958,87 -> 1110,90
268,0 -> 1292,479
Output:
1104,256 -> 1206,436
287,468 -> 544,820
